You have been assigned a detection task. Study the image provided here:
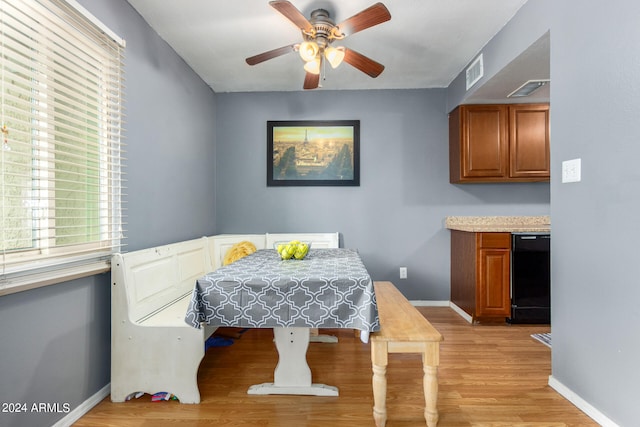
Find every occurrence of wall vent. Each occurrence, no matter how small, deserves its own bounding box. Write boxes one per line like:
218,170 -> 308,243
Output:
465,54 -> 484,90
507,79 -> 550,98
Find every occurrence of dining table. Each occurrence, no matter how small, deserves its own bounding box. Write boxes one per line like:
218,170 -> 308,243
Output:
184,247 -> 380,396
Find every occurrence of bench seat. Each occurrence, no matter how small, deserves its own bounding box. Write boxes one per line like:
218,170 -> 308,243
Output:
138,293 -> 217,340
371,281 -> 443,427
138,293 -> 192,326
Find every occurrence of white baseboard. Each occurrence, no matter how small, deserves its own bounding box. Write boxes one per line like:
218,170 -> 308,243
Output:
548,376 -> 619,427
52,383 -> 110,427
448,301 -> 473,323
412,300 -> 474,323
409,300 -> 450,307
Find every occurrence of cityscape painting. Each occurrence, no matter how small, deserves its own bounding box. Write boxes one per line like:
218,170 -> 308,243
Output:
267,120 -> 360,186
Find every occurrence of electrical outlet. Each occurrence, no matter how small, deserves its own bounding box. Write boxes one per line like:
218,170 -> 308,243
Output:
399,267 -> 407,279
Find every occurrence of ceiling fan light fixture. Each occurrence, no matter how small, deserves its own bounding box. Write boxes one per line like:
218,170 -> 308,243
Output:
324,46 -> 345,69
303,56 -> 321,75
299,41 -> 319,62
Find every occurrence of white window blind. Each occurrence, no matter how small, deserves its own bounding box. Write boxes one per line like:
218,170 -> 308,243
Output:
1,0 -> 125,295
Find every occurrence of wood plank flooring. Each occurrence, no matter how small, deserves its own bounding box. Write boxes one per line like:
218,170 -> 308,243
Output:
74,307 -> 597,426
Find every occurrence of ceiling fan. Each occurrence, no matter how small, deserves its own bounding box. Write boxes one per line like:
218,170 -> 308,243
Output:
246,1 -> 391,90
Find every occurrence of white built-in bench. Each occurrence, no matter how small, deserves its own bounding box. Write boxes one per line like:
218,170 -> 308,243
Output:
110,232 -> 339,404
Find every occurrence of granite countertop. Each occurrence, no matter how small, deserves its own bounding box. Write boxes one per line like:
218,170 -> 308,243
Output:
445,216 -> 550,233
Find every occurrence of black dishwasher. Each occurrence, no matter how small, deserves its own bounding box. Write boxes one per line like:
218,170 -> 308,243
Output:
508,233 -> 551,324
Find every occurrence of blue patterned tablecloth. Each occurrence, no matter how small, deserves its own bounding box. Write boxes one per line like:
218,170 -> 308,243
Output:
185,248 -> 379,335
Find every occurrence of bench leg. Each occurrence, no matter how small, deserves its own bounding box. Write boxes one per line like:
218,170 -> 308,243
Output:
371,341 -> 388,427
422,354 -> 439,427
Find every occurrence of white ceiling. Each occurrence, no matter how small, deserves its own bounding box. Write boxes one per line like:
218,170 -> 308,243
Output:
125,0 -> 538,94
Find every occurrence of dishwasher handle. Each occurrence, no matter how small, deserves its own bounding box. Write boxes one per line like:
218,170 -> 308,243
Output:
512,234 -> 550,251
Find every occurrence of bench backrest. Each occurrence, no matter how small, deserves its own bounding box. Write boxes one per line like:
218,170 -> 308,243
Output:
265,232 -> 339,249
208,233 -> 339,269
112,237 -> 210,323
112,232 -> 340,323
207,234 -> 267,270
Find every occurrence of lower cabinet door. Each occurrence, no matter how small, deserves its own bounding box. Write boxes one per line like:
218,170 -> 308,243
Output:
477,248 -> 511,317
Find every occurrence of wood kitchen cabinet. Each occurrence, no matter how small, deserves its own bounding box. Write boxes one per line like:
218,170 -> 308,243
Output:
450,230 -> 511,322
449,104 -> 550,183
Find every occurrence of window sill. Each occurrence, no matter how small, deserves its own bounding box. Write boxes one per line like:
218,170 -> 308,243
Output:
0,260 -> 110,296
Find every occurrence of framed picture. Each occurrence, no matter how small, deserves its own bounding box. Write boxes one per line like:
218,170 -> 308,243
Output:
267,120 -> 360,186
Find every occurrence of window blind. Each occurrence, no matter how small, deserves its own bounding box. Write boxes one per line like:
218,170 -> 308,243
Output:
1,0 -> 125,295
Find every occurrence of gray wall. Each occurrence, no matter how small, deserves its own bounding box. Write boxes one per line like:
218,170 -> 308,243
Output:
447,0 -> 551,110
452,0 -> 639,425
0,1 -> 217,426
0,275 -> 110,427
215,90 -> 550,300
549,1 -> 640,425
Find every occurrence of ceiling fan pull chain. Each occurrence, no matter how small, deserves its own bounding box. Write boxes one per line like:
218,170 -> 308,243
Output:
322,55 -> 326,81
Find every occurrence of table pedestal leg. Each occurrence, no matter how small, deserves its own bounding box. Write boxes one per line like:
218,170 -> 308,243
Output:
247,327 -> 339,396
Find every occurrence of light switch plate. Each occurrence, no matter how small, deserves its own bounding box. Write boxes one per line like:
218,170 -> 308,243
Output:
562,158 -> 581,183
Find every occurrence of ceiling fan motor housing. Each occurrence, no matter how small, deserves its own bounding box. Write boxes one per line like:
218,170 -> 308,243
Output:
304,9 -> 343,49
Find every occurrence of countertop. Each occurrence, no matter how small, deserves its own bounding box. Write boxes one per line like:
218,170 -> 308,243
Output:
445,216 -> 550,233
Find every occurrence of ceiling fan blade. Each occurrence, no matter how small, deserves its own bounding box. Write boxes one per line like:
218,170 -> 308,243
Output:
303,72 -> 320,90
246,44 -> 297,66
343,48 -> 385,78
336,3 -> 391,37
269,0 -> 314,33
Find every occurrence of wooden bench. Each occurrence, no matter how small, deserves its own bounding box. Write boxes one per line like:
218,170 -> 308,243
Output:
371,281 -> 443,427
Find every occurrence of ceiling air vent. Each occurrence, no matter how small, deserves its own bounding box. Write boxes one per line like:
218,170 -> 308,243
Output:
507,79 -> 550,98
465,54 -> 483,90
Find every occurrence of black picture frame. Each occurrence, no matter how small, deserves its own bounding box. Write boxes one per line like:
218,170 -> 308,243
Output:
267,120 -> 360,187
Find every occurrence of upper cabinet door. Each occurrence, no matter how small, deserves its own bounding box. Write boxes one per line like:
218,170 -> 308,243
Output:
461,105 -> 509,179
509,104 -> 550,178
449,103 -> 550,183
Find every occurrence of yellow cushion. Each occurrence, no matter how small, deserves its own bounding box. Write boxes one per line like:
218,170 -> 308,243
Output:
223,241 -> 257,266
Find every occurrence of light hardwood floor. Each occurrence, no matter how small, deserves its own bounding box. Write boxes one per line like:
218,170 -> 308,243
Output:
75,307 -> 597,426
